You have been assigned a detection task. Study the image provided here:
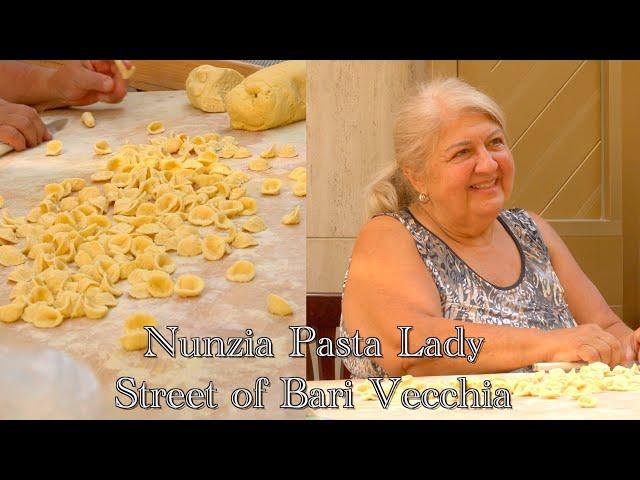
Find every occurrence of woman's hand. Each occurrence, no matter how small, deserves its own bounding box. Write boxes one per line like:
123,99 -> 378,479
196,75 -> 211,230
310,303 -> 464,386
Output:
620,328 -> 640,363
545,323 -> 626,366
41,60 -> 131,110
0,99 -> 51,151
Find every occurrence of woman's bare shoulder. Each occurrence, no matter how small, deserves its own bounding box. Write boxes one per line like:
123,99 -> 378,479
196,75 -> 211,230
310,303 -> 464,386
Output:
354,214 -> 414,254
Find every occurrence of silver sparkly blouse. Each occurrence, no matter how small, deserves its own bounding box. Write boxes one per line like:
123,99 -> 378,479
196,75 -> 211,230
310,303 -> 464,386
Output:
339,208 -> 576,378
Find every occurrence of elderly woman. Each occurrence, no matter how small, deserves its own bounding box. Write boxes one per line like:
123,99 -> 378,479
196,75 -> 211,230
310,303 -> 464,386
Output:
341,77 -> 640,378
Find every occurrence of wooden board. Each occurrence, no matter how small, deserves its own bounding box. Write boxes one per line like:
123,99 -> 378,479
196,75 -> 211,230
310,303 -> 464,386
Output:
0,91 -> 306,419
305,373 -> 640,419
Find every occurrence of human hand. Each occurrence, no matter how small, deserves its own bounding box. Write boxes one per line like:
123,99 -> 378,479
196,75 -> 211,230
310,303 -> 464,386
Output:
545,323 -> 625,367
621,328 -> 640,364
43,60 -> 133,109
0,99 -> 51,151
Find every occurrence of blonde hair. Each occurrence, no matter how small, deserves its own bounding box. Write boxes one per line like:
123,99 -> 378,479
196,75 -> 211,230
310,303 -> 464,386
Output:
366,77 -> 507,217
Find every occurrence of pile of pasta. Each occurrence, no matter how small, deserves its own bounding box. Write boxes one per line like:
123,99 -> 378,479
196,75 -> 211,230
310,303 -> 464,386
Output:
356,362 -> 640,408
0,124 -> 306,333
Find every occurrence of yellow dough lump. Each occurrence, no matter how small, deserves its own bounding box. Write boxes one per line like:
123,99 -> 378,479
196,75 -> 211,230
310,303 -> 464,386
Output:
81,111 -> 95,128
186,65 -> 244,113
174,274 -> 205,297
225,60 -> 306,131
226,260 -> 255,282
267,293 -> 293,316
45,140 -> 63,156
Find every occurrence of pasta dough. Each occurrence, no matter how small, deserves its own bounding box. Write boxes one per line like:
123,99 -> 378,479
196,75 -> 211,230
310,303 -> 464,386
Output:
0,302 -> 24,323
261,179 -> 282,195
0,245 -> 26,266
177,235 -> 202,257
81,112 -> 95,128
202,235 -> 226,261
282,205 -> 301,225
278,144 -> 298,158
225,60 -> 306,131
188,205 -> 216,226
248,157 -> 271,171
226,260 -> 255,282
174,274 -> 204,297
267,293 -> 293,316
287,167 -> 306,181
260,145 -> 276,159
147,121 -> 165,135
186,65 -> 244,113
233,147 -> 252,159
146,270 -> 174,298
45,140 -> 63,156
293,180 -> 307,197
242,216 -> 267,233
115,60 -> 136,80
94,140 -> 112,155
231,232 -> 258,249
121,311 -> 157,351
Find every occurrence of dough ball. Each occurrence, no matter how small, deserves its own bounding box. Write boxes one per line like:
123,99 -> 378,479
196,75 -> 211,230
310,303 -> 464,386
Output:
224,60 -> 306,131
186,65 -> 244,113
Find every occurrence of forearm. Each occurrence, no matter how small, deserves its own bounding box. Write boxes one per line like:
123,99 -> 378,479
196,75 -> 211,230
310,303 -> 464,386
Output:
377,316 -> 550,377
0,61 -> 58,105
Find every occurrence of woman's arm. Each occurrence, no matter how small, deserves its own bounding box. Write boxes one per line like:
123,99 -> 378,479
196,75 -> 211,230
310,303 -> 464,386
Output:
528,211 -> 638,362
342,215 -> 623,376
0,61 -> 130,110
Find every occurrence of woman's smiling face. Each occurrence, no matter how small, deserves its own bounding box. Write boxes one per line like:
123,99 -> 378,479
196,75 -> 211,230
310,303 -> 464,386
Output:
411,111 -> 514,223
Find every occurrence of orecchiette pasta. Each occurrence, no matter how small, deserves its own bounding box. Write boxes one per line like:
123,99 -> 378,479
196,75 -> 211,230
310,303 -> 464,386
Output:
248,157 -> 271,171
242,216 -> 267,233
45,140 -> 63,156
231,232 -> 258,249
94,140 -> 112,155
174,274 -> 204,297
177,235 -> 202,257
278,144 -> 298,158
267,294 -> 293,316
287,167 -> 306,181
0,245 -> 26,266
260,144 -> 276,158
261,179 -> 281,195
147,121 -> 165,135
226,260 -> 255,282
202,235 -> 226,261
282,206 -> 301,225
121,311 -> 157,351
146,270 -> 174,298
293,180 -> 307,197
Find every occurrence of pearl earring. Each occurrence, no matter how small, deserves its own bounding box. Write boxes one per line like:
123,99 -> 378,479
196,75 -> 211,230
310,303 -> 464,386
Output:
418,193 -> 429,202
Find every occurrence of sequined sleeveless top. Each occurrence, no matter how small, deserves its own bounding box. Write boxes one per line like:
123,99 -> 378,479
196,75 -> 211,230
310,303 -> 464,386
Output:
339,208 -> 576,378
